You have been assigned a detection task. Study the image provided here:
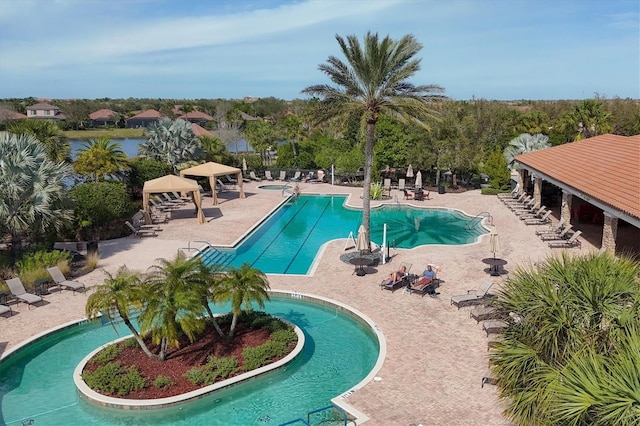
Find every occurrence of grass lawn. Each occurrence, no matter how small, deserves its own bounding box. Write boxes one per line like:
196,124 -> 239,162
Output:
62,128 -> 146,139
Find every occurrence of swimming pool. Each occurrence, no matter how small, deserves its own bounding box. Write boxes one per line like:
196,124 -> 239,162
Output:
0,294 -> 380,425
207,194 -> 486,274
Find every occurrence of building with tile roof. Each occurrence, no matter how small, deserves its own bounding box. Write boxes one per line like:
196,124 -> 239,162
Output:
515,133 -> 640,254
88,109 -> 118,127
191,122 -> 212,137
0,108 -> 27,122
178,111 -> 214,126
125,109 -> 162,128
25,102 -> 65,121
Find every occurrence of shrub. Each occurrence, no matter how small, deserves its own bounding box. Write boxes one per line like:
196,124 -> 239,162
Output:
206,356 -> 239,380
72,181 -> 130,238
481,187 -> 508,195
370,182 -> 385,200
270,328 -> 297,345
86,251 -> 100,270
83,362 -> 147,397
184,367 -> 207,385
153,375 -> 174,388
121,337 -> 139,348
242,340 -> 288,371
91,343 -> 123,365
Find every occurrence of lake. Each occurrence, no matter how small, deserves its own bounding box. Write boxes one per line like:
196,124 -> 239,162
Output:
68,137 -> 253,159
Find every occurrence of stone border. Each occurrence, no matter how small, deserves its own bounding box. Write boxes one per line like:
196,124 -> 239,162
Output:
74,320 -> 305,410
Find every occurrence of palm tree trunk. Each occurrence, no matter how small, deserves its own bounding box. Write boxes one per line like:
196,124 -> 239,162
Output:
362,121 -> 375,253
159,337 -> 168,361
121,317 -> 162,361
228,313 -> 239,339
204,303 -> 225,337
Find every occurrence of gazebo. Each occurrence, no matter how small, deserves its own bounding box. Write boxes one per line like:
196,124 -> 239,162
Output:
180,162 -> 245,205
142,175 -> 205,224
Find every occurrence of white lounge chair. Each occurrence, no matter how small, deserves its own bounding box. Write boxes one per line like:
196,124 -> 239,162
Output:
289,171 -> 301,182
249,171 -> 262,181
278,170 -> 287,181
398,178 -> 406,191
47,266 -> 85,294
0,302 -> 13,317
451,281 -> 494,309
264,170 -> 274,181
6,277 -> 43,309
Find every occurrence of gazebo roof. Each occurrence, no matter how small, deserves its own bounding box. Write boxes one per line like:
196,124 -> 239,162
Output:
180,162 -> 241,177
143,174 -> 199,193
515,134 -> 640,223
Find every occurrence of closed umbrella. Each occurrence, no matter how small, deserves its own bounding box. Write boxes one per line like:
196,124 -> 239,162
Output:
356,224 -> 369,254
406,164 -> 414,178
490,230 -> 500,259
415,170 -> 423,189
242,157 -> 247,172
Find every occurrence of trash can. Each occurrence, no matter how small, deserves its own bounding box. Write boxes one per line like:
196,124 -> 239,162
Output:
438,185 -> 445,194
87,241 -> 99,257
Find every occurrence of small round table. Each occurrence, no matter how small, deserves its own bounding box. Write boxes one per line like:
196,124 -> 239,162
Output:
482,258 -> 508,276
349,257 -> 371,276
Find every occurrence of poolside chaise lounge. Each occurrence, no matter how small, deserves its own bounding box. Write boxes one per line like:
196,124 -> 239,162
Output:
289,171 -> 301,182
278,170 -> 287,181
450,281 -> 494,309
47,266 -> 86,294
125,221 -> 158,237
481,370 -> 497,388
0,299 -> 13,317
548,230 -> 582,249
535,218 -> 566,235
380,263 -> 412,292
216,179 -> 230,192
249,171 -> 262,181
497,186 -> 519,199
539,225 -> 573,241
470,306 -> 500,323
482,320 -> 508,336
264,170 -> 274,181
161,192 -> 185,205
518,206 -> 547,219
398,178 -> 406,191
524,210 -> 553,225
6,277 -> 44,309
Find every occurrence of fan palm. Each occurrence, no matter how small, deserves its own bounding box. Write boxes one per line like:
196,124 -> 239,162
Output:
85,266 -> 157,359
490,252 -> 640,425
74,136 -> 130,181
503,133 -> 551,170
7,119 -> 69,162
215,263 -> 270,339
138,253 -> 213,360
139,117 -> 204,172
302,32 -> 445,249
0,132 -> 73,253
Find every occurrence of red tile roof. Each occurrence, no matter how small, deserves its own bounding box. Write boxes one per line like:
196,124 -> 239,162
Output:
128,109 -> 161,119
0,108 -> 27,119
515,134 -> 640,220
179,111 -> 213,121
191,123 -> 212,137
26,102 -> 60,110
89,109 -> 117,120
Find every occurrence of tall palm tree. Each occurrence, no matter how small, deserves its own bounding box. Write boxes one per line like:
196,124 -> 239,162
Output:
215,263 -> 270,339
85,266 -> 158,359
7,119 -> 69,163
139,117 -> 204,173
302,32 -> 445,249
503,133 -> 551,169
0,132 -> 73,254
139,253 -> 213,360
561,99 -> 613,141
490,252 -> 640,425
74,136 -> 130,181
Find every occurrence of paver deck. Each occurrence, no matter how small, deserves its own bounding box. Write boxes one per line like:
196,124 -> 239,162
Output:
0,181 -> 597,425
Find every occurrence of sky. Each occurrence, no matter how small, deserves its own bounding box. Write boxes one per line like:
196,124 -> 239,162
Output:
0,0 -> 638,101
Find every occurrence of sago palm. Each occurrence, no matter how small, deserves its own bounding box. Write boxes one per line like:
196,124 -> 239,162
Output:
139,253 -> 213,360
302,32 -> 445,249
215,263 -> 270,339
85,266 -> 158,359
490,252 -> 640,425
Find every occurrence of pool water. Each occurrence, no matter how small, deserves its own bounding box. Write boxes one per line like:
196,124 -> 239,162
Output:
210,194 -> 486,274
0,296 -> 379,425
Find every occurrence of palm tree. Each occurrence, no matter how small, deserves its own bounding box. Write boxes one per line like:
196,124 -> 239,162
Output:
0,132 -> 73,254
560,99 -> 613,141
503,133 -> 551,169
85,266 -> 158,359
138,253 -> 213,360
302,32 -> 445,249
490,252 -> 640,425
215,263 -> 270,339
73,136 -> 130,181
7,119 -> 69,162
139,117 -> 204,173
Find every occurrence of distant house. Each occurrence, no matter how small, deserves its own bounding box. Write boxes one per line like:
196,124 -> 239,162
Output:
0,108 -> 27,123
25,102 -> 65,121
191,122 -> 213,137
89,109 -> 118,127
125,109 -> 161,128
178,111 -> 214,127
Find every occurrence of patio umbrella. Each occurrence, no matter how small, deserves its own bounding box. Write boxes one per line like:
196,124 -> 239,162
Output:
490,230 -> 500,259
356,224 -> 369,254
406,164 -> 414,178
242,157 -> 247,172
415,170 -> 423,189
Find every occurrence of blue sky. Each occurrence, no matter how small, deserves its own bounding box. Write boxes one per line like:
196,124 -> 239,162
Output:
0,0 -> 638,101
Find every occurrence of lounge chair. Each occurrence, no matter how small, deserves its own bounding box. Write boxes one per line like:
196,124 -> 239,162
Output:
482,320 -> 508,336
497,186 -> 519,199
249,171 -> 262,181
383,178 -> 391,194
125,221 -> 158,237
470,306 -> 500,323
450,281 -> 494,309
225,174 -> 238,184
172,191 -> 192,202
524,210 -> 553,225
540,225 -> 573,241
502,193 -> 528,205
487,334 -> 504,350
6,277 -> 43,309
398,178 -> 406,191
508,197 -> 535,211
46,266 -> 85,294
548,230 -> 582,249
149,198 -> 176,211
264,170 -> 274,181
216,179 -> 230,192
161,192 -> 184,205
289,171 -> 301,182
278,170 -> 287,181
518,206 -> 546,219
132,211 -> 163,230
481,370 -> 497,388
380,263 -> 412,292
0,303 -> 13,317
535,218 -> 566,235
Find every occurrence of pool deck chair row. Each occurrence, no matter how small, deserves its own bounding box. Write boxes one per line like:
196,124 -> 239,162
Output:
6,278 -> 44,309
47,266 -> 86,295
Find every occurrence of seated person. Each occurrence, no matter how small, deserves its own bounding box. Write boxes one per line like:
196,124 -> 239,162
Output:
418,264 -> 437,284
383,266 -> 407,285
303,171 -> 314,182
